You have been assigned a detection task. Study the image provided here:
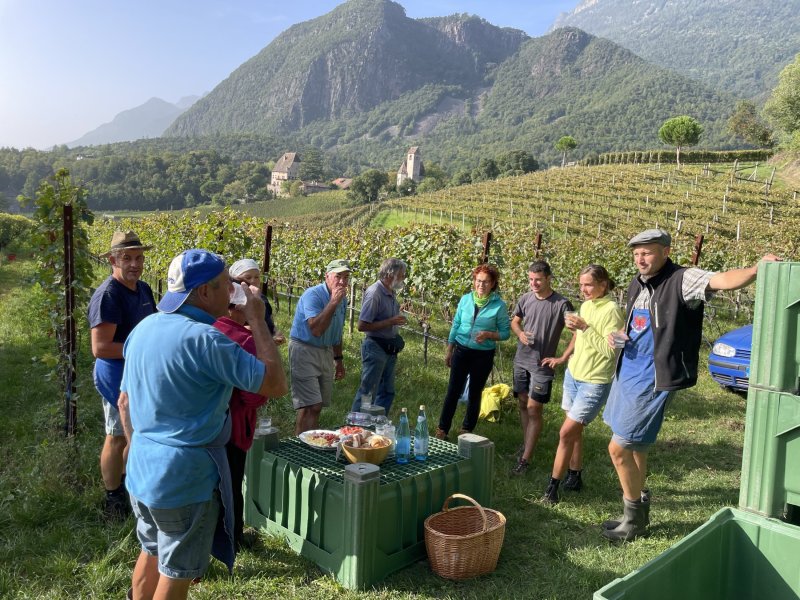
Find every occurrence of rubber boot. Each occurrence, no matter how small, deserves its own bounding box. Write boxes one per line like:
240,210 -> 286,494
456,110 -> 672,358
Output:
601,489 -> 650,530
601,497 -> 649,542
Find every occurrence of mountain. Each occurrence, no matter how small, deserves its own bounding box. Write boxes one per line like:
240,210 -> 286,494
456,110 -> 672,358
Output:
167,0 -> 736,169
551,0 -> 800,100
167,0 -> 526,137
68,96 -> 200,147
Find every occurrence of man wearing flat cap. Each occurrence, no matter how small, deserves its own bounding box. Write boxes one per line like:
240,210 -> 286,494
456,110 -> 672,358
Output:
118,249 -> 287,600
88,231 -> 156,520
289,259 -> 351,434
600,228 -> 779,542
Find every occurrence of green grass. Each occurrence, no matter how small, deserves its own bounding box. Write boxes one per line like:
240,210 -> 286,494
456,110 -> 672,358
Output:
0,258 -> 750,599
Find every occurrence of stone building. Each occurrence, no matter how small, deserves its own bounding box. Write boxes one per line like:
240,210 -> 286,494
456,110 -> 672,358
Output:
396,146 -> 424,187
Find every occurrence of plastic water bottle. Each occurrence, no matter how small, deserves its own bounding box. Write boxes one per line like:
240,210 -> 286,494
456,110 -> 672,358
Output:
413,405 -> 429,461
396,408 -> 411,464
360,392 -> 372,411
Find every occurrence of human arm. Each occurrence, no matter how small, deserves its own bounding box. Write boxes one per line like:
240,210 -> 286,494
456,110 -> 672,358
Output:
541,331 -> 576,368
511,314 -> 531,346
90,323 -> 123,359
308,284 -> 347,337
579,303 -> 625,361
240,284 -> 288,398
445,343 -> 454,368
708,254 -> 781,291
357,314 -> 407,332
333,343 -> 345,380
118,391 -> 132,445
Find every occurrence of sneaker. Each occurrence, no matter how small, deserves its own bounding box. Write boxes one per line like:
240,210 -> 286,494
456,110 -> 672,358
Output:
511,458 -> 529,476
542,481 -> 560,505
562,469 -> 583,492
434,428 -> 448,440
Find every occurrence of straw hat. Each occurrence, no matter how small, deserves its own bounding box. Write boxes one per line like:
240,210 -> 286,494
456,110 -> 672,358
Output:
102,231 -> 152,257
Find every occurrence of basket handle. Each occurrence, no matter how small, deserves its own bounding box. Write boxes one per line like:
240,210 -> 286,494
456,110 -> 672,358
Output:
441,493 -> 489,533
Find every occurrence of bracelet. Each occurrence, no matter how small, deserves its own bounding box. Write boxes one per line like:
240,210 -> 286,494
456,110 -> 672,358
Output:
333,355 -> 344,361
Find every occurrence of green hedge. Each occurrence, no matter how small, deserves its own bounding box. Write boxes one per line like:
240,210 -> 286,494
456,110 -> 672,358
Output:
0,213 -> 33,251
585,149 -> 775,165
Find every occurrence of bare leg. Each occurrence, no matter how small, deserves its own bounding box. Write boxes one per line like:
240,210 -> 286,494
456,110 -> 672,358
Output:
551,417 -> 584,479
131,551 -> 159,600
521,398 -> 544,462
633,450 -> 648,492
517,393 -> 529,438
153,576 -> 191,600
295,403 -> 323,435
101,434 -> 128,489
608,439 -> 646,501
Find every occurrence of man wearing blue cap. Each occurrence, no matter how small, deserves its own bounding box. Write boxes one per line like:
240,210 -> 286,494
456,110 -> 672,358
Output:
118,249 -> 287,600
601,229 -> 778,542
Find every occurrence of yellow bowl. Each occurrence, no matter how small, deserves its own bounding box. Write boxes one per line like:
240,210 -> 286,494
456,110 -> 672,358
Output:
341,436 -> 391,465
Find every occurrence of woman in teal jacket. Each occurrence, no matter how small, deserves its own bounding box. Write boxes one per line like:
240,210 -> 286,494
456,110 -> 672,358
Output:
436,264 -> 511,439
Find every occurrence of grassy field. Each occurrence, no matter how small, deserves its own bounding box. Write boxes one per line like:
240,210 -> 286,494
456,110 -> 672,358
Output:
0,257 -> 752,599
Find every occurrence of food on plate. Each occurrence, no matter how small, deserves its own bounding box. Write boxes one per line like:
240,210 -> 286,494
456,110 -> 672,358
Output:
338,426 -> 365,436
302,430 -> 340,448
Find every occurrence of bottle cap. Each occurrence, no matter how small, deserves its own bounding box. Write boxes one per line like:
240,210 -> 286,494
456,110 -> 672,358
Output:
401,407 -> 407,413
419,404 -> 425,410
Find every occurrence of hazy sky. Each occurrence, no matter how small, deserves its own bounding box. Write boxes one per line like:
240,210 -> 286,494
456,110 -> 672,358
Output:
0,0 -> 577,150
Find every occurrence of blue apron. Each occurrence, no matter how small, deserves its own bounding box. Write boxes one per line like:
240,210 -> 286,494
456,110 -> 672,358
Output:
206,414 -> 236,573
603,309 -> 673,444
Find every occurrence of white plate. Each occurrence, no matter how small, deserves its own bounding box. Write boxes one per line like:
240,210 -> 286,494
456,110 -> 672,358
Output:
298,429 -> 341,450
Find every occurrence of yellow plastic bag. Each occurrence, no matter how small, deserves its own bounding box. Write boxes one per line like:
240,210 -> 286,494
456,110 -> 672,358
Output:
479,383 -> 511,422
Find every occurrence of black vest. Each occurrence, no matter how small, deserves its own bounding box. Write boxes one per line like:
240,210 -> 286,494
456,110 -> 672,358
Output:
621,259 -> 706,391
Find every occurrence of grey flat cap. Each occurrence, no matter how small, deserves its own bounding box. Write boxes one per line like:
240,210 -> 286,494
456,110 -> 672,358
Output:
628,228 -> 671,247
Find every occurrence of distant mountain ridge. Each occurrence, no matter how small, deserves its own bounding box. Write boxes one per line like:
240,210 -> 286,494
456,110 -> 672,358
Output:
551,0 -> 800,99
68,95 -> 200,147
165,0 -> 736,168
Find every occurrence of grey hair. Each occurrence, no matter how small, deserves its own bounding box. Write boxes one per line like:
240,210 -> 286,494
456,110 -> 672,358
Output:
378,258 -> 407,281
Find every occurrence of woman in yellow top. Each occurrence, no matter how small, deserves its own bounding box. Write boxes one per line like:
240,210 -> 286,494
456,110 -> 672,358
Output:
543,265 -> 624,505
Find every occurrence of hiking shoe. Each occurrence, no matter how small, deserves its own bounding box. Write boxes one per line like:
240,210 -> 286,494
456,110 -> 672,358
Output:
434,428 -> 448,440
103,493 -> 131,522
562,469 -> 583,492
542,481 -> 560,505
511,458 -> 529,476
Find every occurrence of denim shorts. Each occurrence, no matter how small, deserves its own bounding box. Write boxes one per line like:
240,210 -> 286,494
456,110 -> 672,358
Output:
560,369 -> 610,425
130,491 -> 220,580
103,399 -> 124,437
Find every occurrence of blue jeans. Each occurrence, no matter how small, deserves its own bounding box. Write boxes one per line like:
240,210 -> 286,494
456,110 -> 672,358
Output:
351,337 -> 398,414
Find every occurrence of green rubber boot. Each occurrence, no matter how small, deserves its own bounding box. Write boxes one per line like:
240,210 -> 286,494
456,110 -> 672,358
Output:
601,497 -> 649,542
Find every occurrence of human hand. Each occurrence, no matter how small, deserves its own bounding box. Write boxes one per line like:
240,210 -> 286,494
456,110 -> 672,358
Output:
541,356 -> 564,369
334,360 -> 346,380
273,330 -> 286,345
568,315 -> 588,332
389,314 -> 407,326
474,330 -> 495,343
445,347 -> 453,368
330,282 -> 348,305
240,283 -> 266,323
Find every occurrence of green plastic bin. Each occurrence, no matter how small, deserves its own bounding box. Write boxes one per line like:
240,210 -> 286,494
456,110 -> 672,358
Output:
749,261 -> 800,394
739,388 -> 800,519
594,508 -> 800,600
244,433 -> 495,589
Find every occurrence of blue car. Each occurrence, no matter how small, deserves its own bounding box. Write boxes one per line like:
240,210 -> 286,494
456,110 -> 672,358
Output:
707,324 -> 752,391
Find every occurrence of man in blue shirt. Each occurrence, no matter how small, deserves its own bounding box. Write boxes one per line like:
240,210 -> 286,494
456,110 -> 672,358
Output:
289,259 -> 350,434
88,230 -> 156,520
118,249 -> 287,600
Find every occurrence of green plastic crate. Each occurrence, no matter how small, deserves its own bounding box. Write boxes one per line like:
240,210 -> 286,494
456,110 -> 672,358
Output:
594,508 -> 800,600
749,261 -> 800,394
244,433 -> 495,589
739,388 -> 800,518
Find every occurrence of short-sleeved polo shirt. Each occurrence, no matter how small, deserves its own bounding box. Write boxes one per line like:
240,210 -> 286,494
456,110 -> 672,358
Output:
289,282 -> 347,347
121,304 -> 265,509
359,280 -> 399,340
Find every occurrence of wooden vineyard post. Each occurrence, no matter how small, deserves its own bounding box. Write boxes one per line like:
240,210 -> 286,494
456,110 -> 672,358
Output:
691,234 -> 704,266
261,224 -> 273,296
535,233 -> 542,257
63,204 -> 77,436
422,322 -> 430,367
480,231 -> 492,264
348,280 -> 357,335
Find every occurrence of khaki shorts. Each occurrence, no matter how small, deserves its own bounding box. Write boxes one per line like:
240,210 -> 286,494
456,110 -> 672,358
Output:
289,340 -> 334,410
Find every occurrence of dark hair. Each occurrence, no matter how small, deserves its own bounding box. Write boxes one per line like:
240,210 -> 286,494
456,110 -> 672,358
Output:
472,263 -> 499,291
528,260 -> 552,276
579,264 -> 615,292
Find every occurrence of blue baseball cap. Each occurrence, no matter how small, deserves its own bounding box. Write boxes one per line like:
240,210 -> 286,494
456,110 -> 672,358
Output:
157,249 -> 226,313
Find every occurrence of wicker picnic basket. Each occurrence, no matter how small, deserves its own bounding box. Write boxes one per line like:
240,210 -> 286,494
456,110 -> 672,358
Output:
424,493 -> 506,580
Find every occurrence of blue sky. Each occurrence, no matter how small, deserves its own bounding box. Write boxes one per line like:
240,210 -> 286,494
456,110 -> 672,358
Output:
0,0 -> 577,149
